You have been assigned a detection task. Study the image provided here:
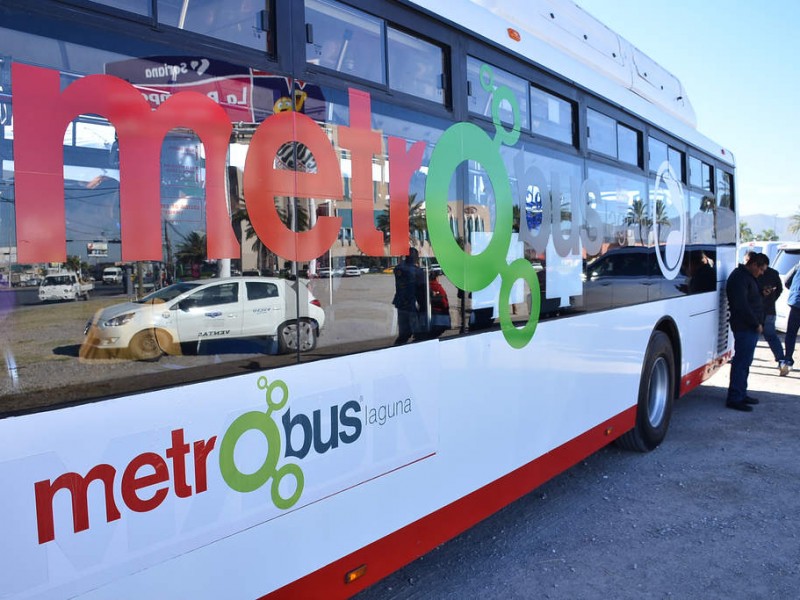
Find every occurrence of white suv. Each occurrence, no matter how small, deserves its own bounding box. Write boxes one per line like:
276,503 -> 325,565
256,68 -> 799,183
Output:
83,277 -> 325,360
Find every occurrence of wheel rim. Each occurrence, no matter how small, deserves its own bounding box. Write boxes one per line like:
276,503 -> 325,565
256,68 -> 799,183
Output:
647,356 -> 669,427
134,331 -> 161,358
281,321 -> 315,352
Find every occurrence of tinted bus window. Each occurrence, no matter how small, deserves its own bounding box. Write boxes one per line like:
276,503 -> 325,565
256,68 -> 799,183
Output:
158,0 -> 273,52
387,28 -> 444,104
587,109 -> 616,157
530,85 -> 574,145
91,0 -> 151,15
305,0 -> 385,84
649,137 -> 667,172
467,57 -> 529,130
716,169 -> 736,244
617,123 -> 639,166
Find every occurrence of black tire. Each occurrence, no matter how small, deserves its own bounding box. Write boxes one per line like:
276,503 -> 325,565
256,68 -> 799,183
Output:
129,329 -> 167,361
277,320 -> 318,353
616,331 -> 675,452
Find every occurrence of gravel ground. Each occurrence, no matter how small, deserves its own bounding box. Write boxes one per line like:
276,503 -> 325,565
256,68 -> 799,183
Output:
355,340 -> 800,600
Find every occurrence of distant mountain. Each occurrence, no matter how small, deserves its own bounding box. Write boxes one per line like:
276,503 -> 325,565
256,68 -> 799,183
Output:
739,213 -> 798,241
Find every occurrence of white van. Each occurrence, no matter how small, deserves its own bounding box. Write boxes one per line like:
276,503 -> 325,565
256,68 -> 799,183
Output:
773,243 -> 800,332
102,266 -> 123,285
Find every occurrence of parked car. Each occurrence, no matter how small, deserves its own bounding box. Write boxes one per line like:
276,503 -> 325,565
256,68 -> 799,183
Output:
82,277 -> 325,360
344,266 -> 362,277
39,271 -> 93,302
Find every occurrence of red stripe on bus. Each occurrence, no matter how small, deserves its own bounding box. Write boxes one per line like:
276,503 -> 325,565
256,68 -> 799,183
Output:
262,407 -> 636,600
680,352 -> 731,396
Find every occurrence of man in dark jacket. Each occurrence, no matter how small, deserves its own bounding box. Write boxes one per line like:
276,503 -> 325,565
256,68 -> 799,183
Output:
725,252 -> 768,411
392,248 -> 424,345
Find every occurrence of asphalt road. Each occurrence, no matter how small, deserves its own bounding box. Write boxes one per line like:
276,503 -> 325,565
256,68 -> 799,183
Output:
355,340 -> 800,600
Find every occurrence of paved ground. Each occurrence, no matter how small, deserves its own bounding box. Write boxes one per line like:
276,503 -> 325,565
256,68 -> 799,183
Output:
356,339 -> 800,600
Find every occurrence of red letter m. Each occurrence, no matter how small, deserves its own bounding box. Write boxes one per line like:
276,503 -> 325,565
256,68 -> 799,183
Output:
12,64 -> 239,263
34,465 -> 121,544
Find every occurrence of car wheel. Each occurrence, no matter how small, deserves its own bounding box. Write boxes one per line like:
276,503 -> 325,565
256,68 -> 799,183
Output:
616,330 -> 675,452
278,320 -> 317,353
129,329 -> 169,361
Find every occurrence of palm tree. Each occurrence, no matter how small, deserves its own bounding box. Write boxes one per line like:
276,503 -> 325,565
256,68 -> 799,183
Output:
789,207 -> 800,238
65,255 -> 81,274
176,231 -> 207,276
232,200 -> 309,272
376,193 -> 425,248
739,220 -> 754,242
624,198 -> 651,245
757,229 -> 779,242
652,199 -> 671,243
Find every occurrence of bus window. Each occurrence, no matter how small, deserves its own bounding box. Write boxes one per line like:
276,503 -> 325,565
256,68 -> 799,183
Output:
617,123 -> 640,167
305,0 -> 385,84
649,137 -> 667,173
716,169 -> 736,244
530,85 -> 575,146
668,146 -> 684,182
387,28 -> 445,104
158,0 -> 274,53
587,109 -> 616,157
467,57 -> 529,130
91,0 -> 151,16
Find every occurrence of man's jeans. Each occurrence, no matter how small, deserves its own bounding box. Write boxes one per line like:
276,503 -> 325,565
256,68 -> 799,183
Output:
728,329 -> 759,404
763,314 -> 785,363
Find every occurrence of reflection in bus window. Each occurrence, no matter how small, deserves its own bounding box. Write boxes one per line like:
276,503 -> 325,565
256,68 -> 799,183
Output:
90,0 -> 151,16
587,109 -> 616,157
158,0 -> 273,52
530,85 -> 574,145
387,28 -> 444,104
305,0 -> 385,84
716,169 -> 736,244
467,57 -> 529,130
617,123 -> 639,166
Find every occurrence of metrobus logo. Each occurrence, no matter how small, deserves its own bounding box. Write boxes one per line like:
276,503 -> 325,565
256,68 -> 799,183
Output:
11,62 -> 544,348
33,377 -> 362,545
10,63 -> 686,350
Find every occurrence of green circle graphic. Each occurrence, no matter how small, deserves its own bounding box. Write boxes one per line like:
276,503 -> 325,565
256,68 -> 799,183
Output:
425,122 -> 512,292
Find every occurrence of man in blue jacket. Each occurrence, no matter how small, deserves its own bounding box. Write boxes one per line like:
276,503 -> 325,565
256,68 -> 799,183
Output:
783,264 -> 800,374
725,252 -> 768,412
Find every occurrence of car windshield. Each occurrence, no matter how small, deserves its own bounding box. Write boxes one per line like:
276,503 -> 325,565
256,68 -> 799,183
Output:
774,250 -> 800,276
137,282 -> 201,303
43,276 -> 72,285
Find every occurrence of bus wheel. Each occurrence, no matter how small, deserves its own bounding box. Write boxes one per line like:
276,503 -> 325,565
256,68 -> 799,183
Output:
278,320 -> 317,353
129,329 -> 167,361
617,331 -> 675,452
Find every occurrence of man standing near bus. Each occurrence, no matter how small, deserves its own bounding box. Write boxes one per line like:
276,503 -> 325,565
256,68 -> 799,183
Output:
746,251 -> 787,374
392,248 -> 424,345
725,252 -> 768,411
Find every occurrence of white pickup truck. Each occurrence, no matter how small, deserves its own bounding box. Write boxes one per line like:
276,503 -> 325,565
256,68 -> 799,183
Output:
39,271 -> 93,302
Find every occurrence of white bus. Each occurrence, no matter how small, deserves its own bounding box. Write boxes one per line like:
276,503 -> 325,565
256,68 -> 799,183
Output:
0,0 -> 736,598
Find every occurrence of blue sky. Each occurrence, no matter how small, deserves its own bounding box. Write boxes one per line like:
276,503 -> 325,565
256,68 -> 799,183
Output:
574,0 -> 800,219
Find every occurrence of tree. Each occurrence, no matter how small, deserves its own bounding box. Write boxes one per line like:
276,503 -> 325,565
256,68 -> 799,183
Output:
624,198 -> 651,245
756,229 -> 779,241
739,220 -> 754,242
376,193 -> 426,248
231,201 -> 309,272
790,207 -> 800,238
176,231 -> 207,276
652,199 -> 671,243
65,255 -> 81,273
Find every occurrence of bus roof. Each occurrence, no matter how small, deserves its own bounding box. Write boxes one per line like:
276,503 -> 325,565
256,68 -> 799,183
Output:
406,0 -> 735,167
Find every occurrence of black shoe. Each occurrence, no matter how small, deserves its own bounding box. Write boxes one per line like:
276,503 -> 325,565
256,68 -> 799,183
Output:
726,401 -> 753,412
744,396 -> 760,405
